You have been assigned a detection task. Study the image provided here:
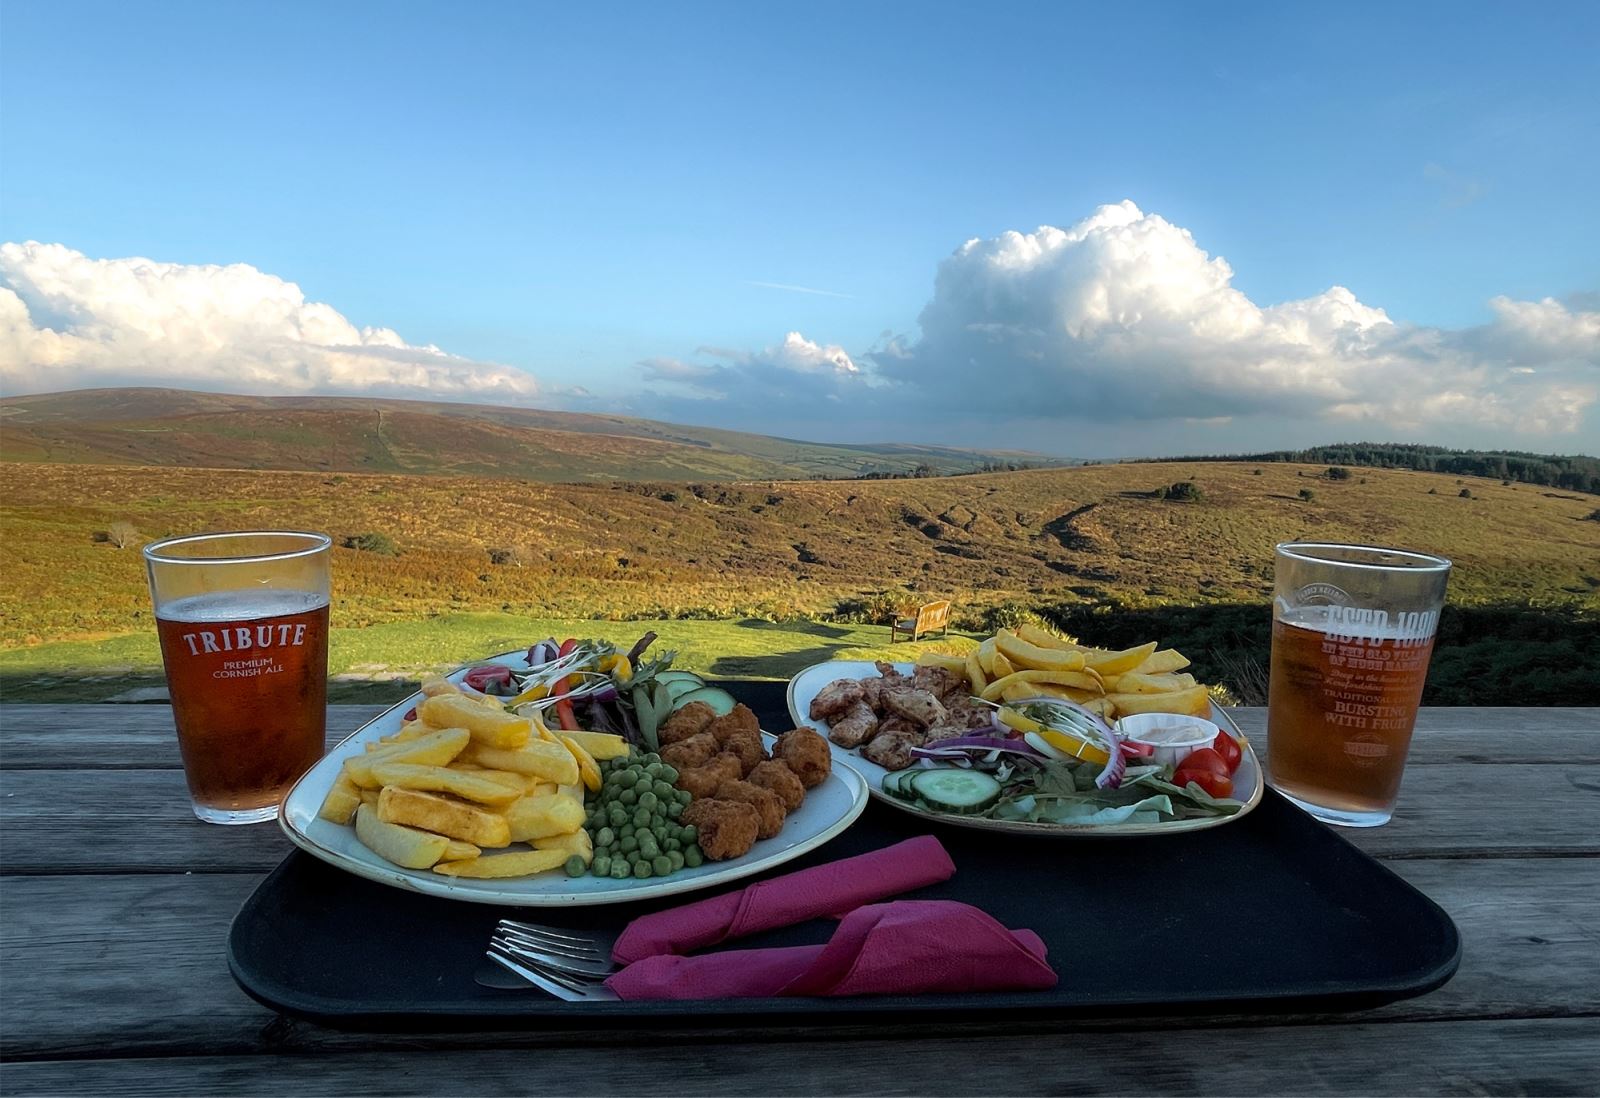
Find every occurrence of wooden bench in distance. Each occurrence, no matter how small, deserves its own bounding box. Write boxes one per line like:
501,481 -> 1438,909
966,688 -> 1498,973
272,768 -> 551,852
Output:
891,599 -> 951,642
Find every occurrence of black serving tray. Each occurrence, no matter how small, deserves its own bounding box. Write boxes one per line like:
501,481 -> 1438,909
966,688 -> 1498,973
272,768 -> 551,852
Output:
230,684 -> 1460,1029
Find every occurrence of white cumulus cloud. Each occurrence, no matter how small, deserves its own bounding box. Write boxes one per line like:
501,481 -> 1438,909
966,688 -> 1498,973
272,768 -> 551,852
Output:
643,331 -> 865,406
648,201 -> 1599,441
0,242 -> 545,401
877,201 -> 1597,433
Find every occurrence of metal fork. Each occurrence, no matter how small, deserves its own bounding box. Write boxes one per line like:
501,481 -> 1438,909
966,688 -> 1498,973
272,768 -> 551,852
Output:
485,943 -> 619,1002
492,919 -> 619,977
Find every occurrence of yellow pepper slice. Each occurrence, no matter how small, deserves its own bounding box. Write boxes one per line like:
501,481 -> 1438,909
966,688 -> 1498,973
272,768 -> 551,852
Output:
997,706 -> 1111,766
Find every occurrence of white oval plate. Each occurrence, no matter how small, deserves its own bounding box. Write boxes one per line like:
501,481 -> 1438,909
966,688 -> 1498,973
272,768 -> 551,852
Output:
786,660 -> 1262,837
281,650 -> 869,906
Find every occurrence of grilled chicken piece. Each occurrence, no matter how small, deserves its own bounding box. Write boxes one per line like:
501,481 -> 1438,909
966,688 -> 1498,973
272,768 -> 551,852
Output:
862,727 -> 921,770
826,699 -> 879,748
861,676 -> 885,711
911,665 -> 962,697
809,678 -> 865,721
881,686 -> 947,729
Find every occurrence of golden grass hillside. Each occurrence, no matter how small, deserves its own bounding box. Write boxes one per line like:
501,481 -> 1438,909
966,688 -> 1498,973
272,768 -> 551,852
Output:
3,459 -> 1595,650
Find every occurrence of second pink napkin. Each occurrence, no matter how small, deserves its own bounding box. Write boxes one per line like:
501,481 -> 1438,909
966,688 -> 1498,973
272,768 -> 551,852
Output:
606,900 -> 1059,1000
611,835 -> 957,964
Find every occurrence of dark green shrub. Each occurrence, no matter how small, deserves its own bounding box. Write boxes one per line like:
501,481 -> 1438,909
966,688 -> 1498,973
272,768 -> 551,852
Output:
343,532 -> 399,556
1298,488 -> 1315,502
1162,481 -> 1203,502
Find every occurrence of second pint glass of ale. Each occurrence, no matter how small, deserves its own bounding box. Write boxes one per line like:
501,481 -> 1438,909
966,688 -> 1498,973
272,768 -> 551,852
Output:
143,531 -> 332,824
1267,542 -> 1451,827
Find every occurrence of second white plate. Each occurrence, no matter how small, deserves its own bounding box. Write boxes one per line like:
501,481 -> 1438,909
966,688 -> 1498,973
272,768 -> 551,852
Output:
786,659 -> 1261,837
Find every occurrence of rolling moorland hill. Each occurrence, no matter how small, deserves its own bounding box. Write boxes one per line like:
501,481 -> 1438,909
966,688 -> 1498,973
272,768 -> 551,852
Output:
0,388 -> 1053,482
4,458 -> 1596,653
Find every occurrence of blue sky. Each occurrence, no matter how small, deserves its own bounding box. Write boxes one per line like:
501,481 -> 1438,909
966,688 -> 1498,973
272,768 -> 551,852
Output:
2,1 -> 1597,456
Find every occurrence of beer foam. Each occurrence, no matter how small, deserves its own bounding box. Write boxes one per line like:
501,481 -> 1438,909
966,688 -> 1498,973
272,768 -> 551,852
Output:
157,590 -> 328,623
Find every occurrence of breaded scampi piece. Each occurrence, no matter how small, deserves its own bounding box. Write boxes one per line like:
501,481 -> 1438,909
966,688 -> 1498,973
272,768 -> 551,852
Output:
713,778 -> 786,840
660,732 -> 718,772
748,759 -> 806,813
682,798 -> 760,861
660,700 -> 718,745
773,727 -> 832,789
674,753 -> 743,799
721,728 -> 767,776
706,703 -> 760,745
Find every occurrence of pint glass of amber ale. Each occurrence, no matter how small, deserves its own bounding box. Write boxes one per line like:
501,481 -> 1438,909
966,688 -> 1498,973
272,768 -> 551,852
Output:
1267,543 -> 1450,827
143,531 -> 332,824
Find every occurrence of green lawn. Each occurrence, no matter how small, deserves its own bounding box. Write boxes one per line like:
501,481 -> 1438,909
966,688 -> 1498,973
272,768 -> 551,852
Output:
0,612 -> 977,702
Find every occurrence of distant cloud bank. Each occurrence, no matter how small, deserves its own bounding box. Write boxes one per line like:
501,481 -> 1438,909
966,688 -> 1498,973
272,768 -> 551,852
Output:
3,205 -> 1596,449
651,201 -> 1598,438
0,242 -> 544,401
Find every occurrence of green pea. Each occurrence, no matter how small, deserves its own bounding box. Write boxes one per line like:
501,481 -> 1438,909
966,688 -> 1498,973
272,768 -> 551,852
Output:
653,780 -> 675,801
651,854 -> 672,876
667,802 -> 683,819
681,824 -> 697,843
614,770 -> 637,789
633,808 -> 652,829
620,834 -> 639,854
595,826 -> 616,847
632,860 -> 652,879
608,805 -> 627,826
619,822 -> 635,839
667,850 -> 685,871
644,753 -> 662,765
684,845 -> 703,868
675,788 -> 692,806
638,835 -> 660,860
636,791 -> 657,814
592,854 -> 611,877
644,762 -> 664,779
659,766 -> 679,783
618,788 -> 638,806
664,836 -> 682,853
610,860 -> 630,880
565,855 -> 588,878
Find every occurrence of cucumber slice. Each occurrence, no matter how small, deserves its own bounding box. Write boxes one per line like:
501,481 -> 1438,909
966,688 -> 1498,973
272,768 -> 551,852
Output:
880,769 -> 921,800
662,677 -> 706,703
910,768 -> 1002,814
670,685 -> 737,717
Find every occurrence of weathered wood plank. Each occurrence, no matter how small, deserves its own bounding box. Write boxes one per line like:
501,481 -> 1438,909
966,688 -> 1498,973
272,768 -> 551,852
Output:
2,859 -> 1594,1059
5,1017 -> 1598,1097
0,706 -> 386,769
2,706 -> 1596,770
3,758 -> 1593,874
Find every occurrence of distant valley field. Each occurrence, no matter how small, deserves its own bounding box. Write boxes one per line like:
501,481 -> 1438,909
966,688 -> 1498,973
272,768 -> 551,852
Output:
3,457 -> 1596,703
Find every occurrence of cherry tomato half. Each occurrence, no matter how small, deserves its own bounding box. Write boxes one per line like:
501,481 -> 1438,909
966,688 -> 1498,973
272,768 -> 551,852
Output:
1173,765 -> 1234,799
1176,746 -> 1230,776
1211,731 -> 1243,775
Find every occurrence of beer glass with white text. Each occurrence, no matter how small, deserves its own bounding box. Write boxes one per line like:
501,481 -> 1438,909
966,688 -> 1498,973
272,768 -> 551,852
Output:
1267,542 -> 1450,827
143,531 -> 331,824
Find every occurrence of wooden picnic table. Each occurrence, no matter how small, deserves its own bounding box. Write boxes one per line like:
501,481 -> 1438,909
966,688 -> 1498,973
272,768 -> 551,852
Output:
1,699 -> 1597,1096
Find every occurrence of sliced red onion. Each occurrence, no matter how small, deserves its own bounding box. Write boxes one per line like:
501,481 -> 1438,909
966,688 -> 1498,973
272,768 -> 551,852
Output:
1003,696 -> 1125,789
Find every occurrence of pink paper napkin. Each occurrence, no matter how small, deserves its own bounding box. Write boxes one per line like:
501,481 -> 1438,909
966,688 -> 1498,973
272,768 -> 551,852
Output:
611,835 -> 957,964
605,900 -> 1058,1000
